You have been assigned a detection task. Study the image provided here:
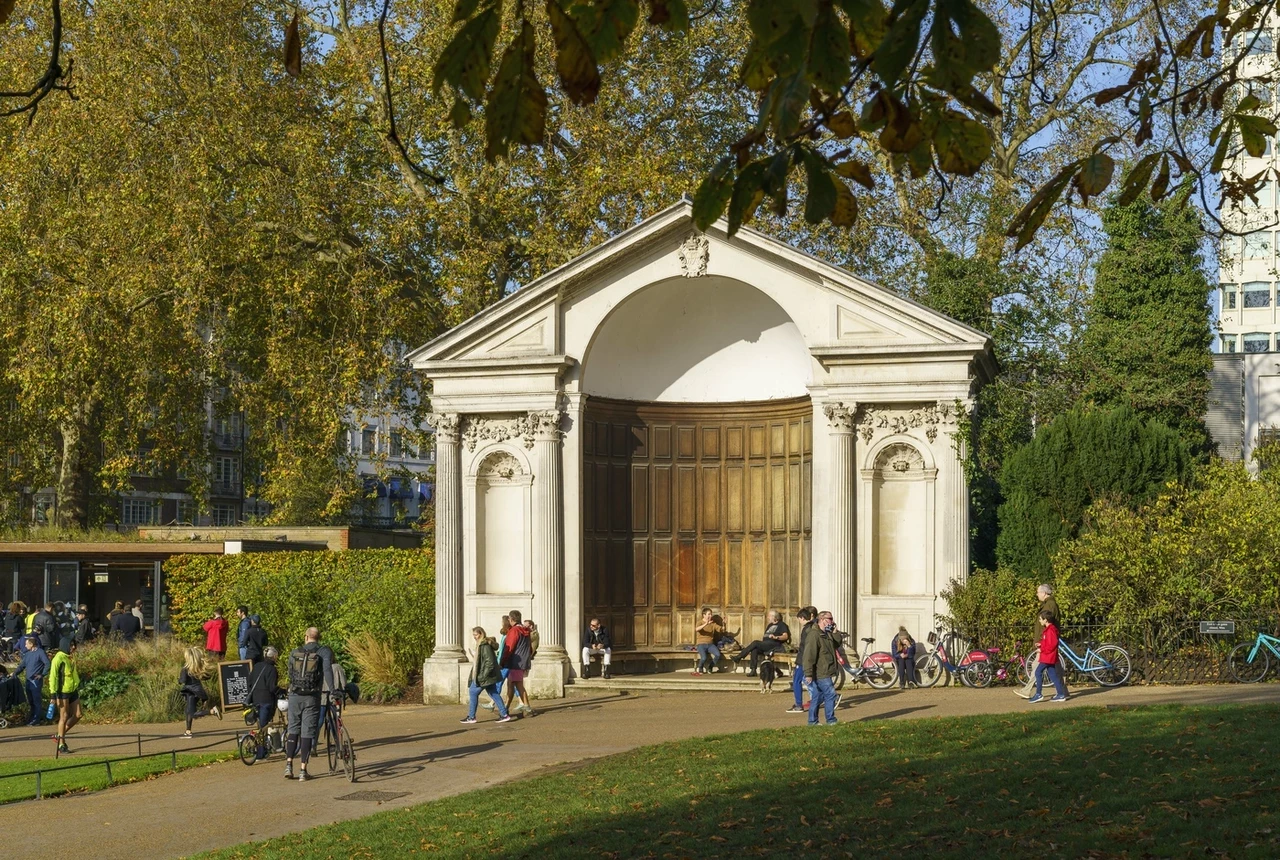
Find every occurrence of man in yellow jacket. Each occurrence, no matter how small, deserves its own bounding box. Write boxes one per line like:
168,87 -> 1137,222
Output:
49,643 -> 81,754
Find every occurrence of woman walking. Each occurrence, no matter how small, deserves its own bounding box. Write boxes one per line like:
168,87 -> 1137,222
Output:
461,628 -> 512,723
178,646 -> 219,738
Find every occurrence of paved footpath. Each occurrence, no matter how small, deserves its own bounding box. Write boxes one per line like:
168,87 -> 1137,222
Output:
3,683 -> 1279,858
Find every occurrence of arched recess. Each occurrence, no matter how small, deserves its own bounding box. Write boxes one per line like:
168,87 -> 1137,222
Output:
862,440 -> 937,597
580,276 -> 813,402
466,448 -> 532,595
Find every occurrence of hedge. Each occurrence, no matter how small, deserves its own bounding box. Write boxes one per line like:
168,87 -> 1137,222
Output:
165,548 -> 435,678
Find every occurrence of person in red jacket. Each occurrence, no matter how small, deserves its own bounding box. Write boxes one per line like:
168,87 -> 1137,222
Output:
499,609 -> 535,717
1028,609 -> 1068,703
203,608 -> 230,660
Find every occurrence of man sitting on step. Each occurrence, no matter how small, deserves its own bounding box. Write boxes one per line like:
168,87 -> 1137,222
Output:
732,610 -> 791,677
581,618 -> 612,679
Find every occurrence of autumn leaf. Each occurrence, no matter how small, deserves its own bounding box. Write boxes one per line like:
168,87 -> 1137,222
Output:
485,21 -> 548,161
283,13 -> 302,78
0,0 -> 16,25
546,0 -> 601,105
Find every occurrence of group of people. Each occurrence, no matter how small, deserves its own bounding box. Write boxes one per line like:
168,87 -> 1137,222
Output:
3,601 -> 98,654
462,610 -> 539,723
200,605 -> 269,662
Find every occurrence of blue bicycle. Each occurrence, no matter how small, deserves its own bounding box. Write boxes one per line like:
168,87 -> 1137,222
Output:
1029,638 -> 1132,687
1228,631 -> 1280,683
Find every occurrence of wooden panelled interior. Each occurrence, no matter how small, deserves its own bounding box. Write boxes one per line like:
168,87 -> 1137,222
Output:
582,397 -> 812,650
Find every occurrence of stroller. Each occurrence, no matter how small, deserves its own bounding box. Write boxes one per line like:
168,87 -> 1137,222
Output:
0,670 -> 24,729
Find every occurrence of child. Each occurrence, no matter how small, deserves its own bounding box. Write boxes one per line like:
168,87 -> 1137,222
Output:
1029,609 -> 1068,703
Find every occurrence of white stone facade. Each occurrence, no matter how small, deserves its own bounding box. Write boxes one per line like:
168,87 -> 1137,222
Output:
409,202 -> 994,703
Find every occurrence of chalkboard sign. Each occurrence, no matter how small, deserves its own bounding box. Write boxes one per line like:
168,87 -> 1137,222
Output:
218,660 -> 254,708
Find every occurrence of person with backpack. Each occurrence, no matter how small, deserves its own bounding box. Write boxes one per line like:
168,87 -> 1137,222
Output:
283,627 -> 334,781
500,609 -> 535,718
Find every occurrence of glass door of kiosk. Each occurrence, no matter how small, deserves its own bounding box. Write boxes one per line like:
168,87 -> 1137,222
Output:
46,562 -> 79,609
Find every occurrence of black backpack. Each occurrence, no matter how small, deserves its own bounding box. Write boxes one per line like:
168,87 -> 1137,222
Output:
287,647 -> 323,694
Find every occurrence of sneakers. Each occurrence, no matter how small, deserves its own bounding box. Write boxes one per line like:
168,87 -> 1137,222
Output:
297,770 -> 310,782
785,705 -> 805,714
480,701 -> 495,711
1027,694 -> 1044,703
581,664 -> 590,678
284,764 -> 294,779
1051,695 -> 1069,702
496,715 -> 513,723
459,716 -> 477,724
182,730 -> 193,739
691,669 -> 702,676
210,705 -> 221,720
57,739 -> 70,754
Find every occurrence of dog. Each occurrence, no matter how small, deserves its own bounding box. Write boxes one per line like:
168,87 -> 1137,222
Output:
759,659 -> 778,693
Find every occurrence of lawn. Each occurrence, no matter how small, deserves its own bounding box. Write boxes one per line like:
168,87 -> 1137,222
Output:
199,703 -> 1279,858
0,750 -> 232,804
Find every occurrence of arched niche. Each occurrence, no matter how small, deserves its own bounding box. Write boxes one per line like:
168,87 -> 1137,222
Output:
580,276 -> 812,402
467,449 -> 532,595
865,441 -> 937,597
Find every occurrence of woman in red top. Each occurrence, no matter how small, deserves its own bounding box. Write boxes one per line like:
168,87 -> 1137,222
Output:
203,608 -> 230,659
1029,609 -> 1068,702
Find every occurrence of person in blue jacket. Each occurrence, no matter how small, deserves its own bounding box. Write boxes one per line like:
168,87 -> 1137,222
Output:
18,637 -> 49,727
236,605 -> 251,660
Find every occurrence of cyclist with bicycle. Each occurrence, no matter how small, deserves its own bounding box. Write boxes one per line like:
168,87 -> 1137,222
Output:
283,627 -> 333,781
247,646 -> 283,761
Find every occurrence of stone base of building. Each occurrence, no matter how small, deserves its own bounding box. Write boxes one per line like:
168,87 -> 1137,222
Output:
421,652 -> 468,705
525,648 -> 569,699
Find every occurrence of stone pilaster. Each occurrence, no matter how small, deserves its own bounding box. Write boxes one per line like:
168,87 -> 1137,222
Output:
423,411 -> 467,703
823,401 -> 857,633
528,408 -> 569,698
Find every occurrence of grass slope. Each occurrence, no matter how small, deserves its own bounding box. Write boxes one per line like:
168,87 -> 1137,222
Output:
0,751 -> 231,804
206,704 -> 1278,859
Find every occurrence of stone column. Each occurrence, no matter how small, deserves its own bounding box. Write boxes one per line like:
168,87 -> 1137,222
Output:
823,402 -> 857,632
423,412 -> 466,703
528,409 -> 569,697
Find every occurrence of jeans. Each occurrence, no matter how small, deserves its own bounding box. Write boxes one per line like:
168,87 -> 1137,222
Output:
807,677 -> 837,725
792,664 -> 806,707
239,647 -> 248,661
695,644 -> 722,672
736,641 -> 784,672
1034,662 -> 1067,698
468,681 -> 509,719
24,678 -> 41,722
892,644 -> 916,687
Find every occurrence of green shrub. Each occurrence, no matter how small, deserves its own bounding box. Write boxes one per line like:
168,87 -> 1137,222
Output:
79,670 -> 135,709
165,548 -> 434,678
1053,459 -> 1280,625
997,406 -> 1191,579
72,638 -> 189,723
938,567 -> 1042,630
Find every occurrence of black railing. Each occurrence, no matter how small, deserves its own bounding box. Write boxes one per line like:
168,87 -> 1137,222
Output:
932,619 -> 1280,685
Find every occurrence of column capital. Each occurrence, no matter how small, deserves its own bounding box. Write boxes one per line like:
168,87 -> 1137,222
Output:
823,401 -> 858,433
528,409 -> 566,442
427,412 -> 462,441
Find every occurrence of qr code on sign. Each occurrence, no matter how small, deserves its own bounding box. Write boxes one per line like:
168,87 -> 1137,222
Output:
226,676 -> 249,703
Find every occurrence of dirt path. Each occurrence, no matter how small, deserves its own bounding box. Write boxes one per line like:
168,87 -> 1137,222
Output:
3,683 -> 1279,858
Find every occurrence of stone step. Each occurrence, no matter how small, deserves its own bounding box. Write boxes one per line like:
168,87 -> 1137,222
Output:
566,672 -> 776,693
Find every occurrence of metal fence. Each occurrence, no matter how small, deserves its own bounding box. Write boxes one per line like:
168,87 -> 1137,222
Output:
934,619 -> 1280,685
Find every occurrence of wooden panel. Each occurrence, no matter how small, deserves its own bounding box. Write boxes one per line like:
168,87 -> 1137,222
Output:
701,465 -> 720,532
632,613 -> 648,647
727,539 -> 743,607
652,612 -> 672,646
726,466 -> 744,532
611,424 -> 630,460
676,466 -> 696,532
750,539 -> 767,608
789,420 -> 802,456
653,539 -> 672,606
631,423 -> 649,458
584,419 -> 595,456
653,425 -> 672,459
677,426 -> 696,458
583,461 -> 595,532
770,423 -> 786,456
770,464 -> 786,530
788,462 -> 802,531
611,464 -> 630,533
609,539 -> 628,607
770,540 -> 788,607
803,417 -> 812,454
653,466 -> 671,532
702,426 -> 720,459
749,425 -> 767,458
700,539 -> 722,608
802,459 -> 812,530
675,540 -> 697,606
748,465 -> 767,532
632,540 -> 648,606
726,426 -> 743,458
631,464 -> 648,532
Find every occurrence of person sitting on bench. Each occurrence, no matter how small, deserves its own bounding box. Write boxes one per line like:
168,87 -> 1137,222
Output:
581,618 -> 612,679
732,610 -> 791,677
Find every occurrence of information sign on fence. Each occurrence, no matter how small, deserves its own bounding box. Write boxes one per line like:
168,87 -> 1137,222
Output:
217,660 -> 254,708
1199,621 -> 1235,635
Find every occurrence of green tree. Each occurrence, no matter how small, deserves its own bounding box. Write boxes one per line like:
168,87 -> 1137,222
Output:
1074,190 -> 1214,455
996,406 -> 1191,580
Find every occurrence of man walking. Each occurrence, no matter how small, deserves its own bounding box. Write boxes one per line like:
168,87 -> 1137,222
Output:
283,627 -> 333,781
785,607 -> 815,714
500,610 -> 535,717
50,643 -> 82,753
1018,583 -> 1064,699
801,611 -> 842,726
18,637 -> 49,727
236,605 -> 251,660
581,617 -> 612,679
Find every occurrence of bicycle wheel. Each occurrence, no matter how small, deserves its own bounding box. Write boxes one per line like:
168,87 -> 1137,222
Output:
238,733 -> 258,766
339,727 -> 356,782
865,653 -> 897,690
1228,642 -> 1270,683
966,661 -> 994,688
915,653 -> 944,688
326,719 -> 338,773
1087,645 -> 1132,687
1013,657 -> 1031,687
833,665 -> 846,691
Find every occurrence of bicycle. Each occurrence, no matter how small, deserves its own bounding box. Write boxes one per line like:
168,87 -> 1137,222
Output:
833,636 -> 897,690
1026,638 -> 1132,687
1227,631 -> 1280,683
238,700 -> 287,766
322,695 -> 356,782
915,629 -> 996,688
993,640 -> 1033,687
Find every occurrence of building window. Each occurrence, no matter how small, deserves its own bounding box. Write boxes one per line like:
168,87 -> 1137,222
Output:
214,456 -> 240,492
361,428 -> 377,455
175,499 -> 195,525
1245,232 -> 1272,259
1247,30 -> 1275,57
1223,283 -> 1238,309
121,497 -> 160,526
389,431 -> 403,458
1243,332 -> 1272,353
1243,282 -> 1272,308
211,503 -> 239,526
1245,181 -> 1274,209
1222,334 -> 1238,353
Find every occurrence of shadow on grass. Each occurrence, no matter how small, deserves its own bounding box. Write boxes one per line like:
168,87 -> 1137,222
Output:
207,704 -> 1280,859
